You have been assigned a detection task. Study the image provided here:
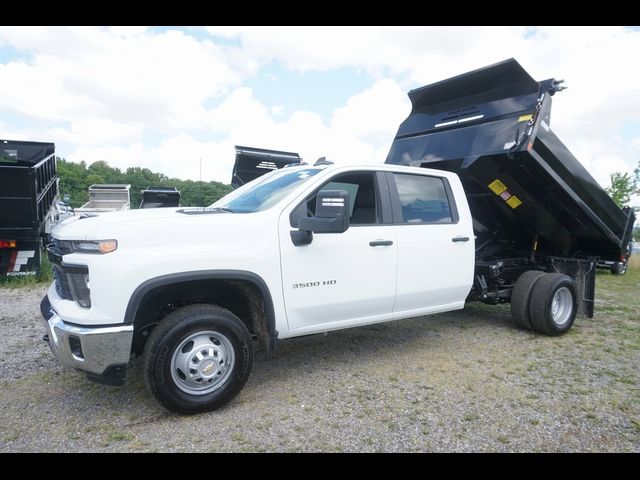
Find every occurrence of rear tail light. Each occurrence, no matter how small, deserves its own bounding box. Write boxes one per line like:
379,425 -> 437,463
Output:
0,240 -> 17,248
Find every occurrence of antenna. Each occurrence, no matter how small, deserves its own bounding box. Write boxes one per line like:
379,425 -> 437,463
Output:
199,157 -> 202,182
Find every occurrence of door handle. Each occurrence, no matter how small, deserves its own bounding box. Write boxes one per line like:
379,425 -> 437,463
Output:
452,236 -> 470,243
369,240 -> 393,247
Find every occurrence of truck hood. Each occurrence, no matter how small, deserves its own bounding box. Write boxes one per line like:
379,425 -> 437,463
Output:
52,207 -> 240,241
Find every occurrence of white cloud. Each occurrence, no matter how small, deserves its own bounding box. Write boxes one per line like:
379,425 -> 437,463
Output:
0,26 -> 238,130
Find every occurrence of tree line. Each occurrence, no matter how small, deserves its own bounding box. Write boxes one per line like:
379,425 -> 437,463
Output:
605,161 -> 639,242
56,158 -> 233,209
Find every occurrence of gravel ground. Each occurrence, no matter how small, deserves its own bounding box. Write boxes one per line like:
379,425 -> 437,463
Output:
0,265 -> 638,452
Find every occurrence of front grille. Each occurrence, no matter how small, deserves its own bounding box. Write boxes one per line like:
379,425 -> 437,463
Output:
48,238 -> 91,307
48,238 -> 74,256
53,265 -> 73,300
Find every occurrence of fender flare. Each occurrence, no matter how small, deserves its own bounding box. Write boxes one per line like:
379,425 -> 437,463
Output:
124,270 -> 277,353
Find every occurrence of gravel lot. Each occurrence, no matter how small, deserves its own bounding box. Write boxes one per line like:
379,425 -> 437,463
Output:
1,263 -> 639,452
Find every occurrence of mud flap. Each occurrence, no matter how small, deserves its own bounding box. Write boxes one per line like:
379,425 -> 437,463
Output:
549,257 -> 596,318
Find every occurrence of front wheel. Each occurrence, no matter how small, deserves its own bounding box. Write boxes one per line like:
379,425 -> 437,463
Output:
143,304 -> 254,414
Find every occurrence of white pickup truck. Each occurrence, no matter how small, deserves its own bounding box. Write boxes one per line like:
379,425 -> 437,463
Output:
42,162 -> 576,413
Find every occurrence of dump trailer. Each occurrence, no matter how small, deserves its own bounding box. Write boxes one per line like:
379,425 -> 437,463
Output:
140,186 -> 181,208
75,184 -> 131,214
386,58 -> 636,317
0,139 -> 60,277
231,145 -> 302,188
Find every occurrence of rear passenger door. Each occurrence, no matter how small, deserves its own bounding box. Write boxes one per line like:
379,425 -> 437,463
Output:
388,172 -> 474,313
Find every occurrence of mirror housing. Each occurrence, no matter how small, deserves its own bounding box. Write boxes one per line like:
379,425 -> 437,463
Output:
299,190 -> 350,234
291,190 -> 350,246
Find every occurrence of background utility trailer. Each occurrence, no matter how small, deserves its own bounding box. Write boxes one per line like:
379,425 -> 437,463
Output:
0,139 -> 64,277
75,184 -> 131,214
139,186 -> 181,208
231,145 -> 301,188
385,58 -> 635,325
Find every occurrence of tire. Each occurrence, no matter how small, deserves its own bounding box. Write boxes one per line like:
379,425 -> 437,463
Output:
529,273 -> 577,336
510,270 -> 545,330
610,261 -> 628,275
143,304 -> 254,414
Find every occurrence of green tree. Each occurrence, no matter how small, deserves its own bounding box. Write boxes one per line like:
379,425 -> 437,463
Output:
606,171 -> 639,208
86,174 -> 105,186
56,158 -> 234,208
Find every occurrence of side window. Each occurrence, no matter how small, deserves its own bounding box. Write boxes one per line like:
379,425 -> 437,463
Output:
290,172 -> 380,226
393,173 -> 453,224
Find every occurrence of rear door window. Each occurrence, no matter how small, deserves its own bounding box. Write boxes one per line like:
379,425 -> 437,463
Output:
393,173 -> 453,224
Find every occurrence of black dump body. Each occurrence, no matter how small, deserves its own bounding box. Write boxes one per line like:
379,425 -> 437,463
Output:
0,139 -> 57,238
140,186 -> 181,208
386,59 -> 635,264
231,145 -> 301,188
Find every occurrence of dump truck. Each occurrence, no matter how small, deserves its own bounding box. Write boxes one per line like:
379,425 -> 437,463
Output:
385,58 -> 636,317
75,184 -> 131,214
41,59 -> 635,414
0,139 -> 65,277
231,145 -> 301,188
139,186 -> 181,209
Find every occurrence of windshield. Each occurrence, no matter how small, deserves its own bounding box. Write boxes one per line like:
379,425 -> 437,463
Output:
219,168 -> 322,213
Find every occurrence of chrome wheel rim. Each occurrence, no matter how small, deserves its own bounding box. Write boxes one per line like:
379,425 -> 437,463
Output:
170,330 -> 235,395
551,287 -> 573,328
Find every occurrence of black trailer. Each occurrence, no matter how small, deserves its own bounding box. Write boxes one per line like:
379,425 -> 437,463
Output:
231,145 -> 302,188
140,186 -> 181,209
0,140 -> 59,277
386,59 -> 635,321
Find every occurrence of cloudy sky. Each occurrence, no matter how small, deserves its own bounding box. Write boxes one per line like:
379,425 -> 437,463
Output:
1,26 -> 639,198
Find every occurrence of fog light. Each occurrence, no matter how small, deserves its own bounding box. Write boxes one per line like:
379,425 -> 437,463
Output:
68,336 -> 83,359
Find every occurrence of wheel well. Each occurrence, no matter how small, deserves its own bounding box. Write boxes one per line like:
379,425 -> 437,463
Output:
130,277 -> 274,356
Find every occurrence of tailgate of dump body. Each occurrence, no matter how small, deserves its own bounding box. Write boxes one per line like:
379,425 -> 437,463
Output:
231,145 -> 302,188
385,59 -> 635,263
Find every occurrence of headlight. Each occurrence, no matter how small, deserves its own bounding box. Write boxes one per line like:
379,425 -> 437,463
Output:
69,240 -> 118,254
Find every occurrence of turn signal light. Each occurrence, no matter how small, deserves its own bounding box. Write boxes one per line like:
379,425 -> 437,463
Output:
98,240 -> 118,254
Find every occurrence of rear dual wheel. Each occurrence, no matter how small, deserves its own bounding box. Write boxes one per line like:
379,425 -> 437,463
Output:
610,261 -> 628,275
510,271 -> 577,336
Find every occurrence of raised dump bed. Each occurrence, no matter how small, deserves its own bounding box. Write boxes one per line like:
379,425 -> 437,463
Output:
231,145 -> 302,188
385,58 -> 635,265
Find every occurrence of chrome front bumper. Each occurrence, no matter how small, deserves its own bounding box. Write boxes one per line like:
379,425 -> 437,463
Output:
41,295 -> 133,382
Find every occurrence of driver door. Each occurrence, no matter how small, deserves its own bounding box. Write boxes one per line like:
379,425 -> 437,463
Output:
278,171 -> 397,333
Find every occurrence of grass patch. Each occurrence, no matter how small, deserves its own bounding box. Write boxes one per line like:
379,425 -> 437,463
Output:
108,430 -> 135,442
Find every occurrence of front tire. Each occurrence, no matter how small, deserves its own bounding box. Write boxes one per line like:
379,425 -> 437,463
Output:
529,273 -> 577,336
143,304 -> 253,414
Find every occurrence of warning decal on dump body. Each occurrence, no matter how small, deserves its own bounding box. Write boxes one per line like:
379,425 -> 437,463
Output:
506,195 -> 522,209
518,114 -> 533,122
488,179 -> 523,209
488,179 -> 507,195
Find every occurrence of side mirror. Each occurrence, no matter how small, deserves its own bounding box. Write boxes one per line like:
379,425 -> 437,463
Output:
291,190 -> 350,246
